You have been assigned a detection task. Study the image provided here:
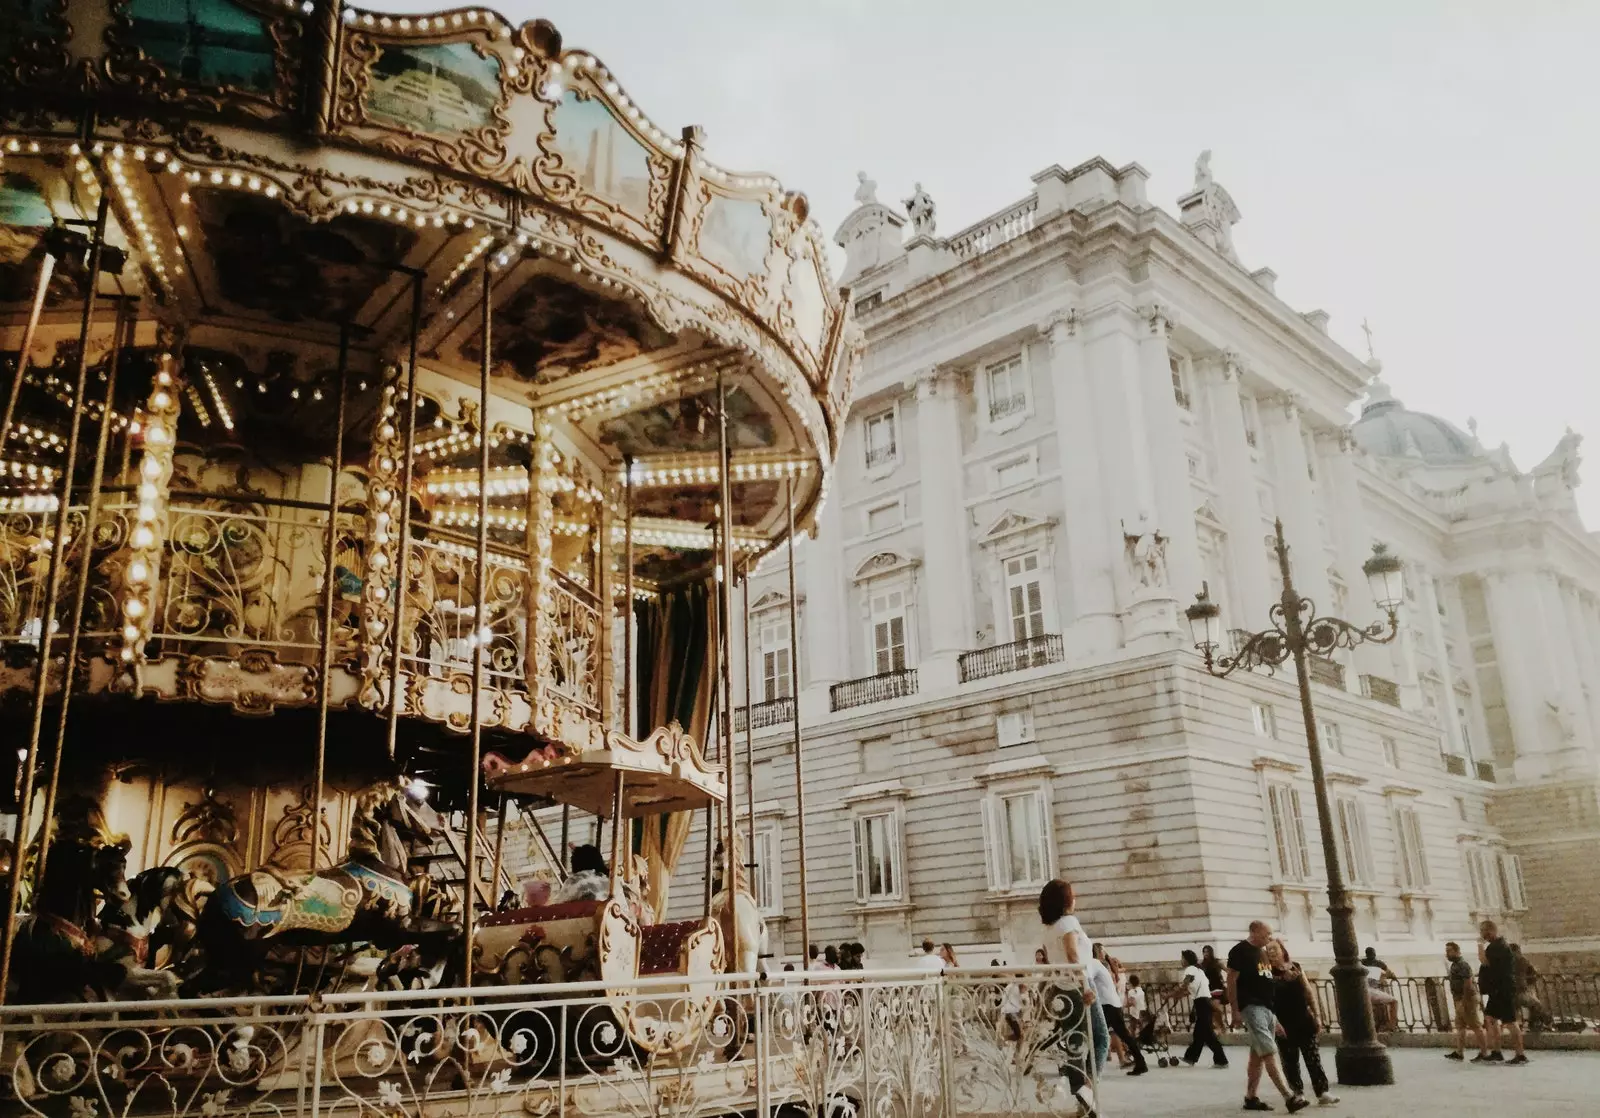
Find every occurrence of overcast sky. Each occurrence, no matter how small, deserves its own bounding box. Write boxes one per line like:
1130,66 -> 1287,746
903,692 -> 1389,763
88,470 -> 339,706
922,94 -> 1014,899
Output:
389,0 -> 1600,522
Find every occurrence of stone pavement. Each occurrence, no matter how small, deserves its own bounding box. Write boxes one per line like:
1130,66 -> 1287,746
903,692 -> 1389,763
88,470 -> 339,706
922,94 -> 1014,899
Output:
1093,1047 -> 1598,1116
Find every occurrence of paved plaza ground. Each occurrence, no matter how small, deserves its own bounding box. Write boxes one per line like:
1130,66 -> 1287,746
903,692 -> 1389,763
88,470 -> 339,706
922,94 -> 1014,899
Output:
1093,1047 -> 1599,1116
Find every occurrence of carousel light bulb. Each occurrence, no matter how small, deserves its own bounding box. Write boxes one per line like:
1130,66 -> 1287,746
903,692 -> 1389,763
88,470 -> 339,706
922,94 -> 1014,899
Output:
128,559 -> 149,583
140,458 -> 162,480
132,526 -> 154,548
124,598 -> 146,618
123,625 -> 140,640
120,647 -> 135,661
151,392 -> 170,409
138,483 -> 158,501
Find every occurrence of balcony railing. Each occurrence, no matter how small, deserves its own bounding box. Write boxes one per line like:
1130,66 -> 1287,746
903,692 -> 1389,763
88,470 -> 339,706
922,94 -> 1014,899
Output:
948,195 -> 1039,260
830,667 -> 917,711
1308,656 -> 1345,689
988,393 -> 1028,422
1443,753 -> 1469,777
1475,760 -> 1497,783
959,633 -> 1065,683
734,696 -> 795,731
1361,673 -> 1402,707
865,443 -> 897,470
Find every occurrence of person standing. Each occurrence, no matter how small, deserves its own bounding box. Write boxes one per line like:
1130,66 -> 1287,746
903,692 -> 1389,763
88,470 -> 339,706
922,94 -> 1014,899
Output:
1511,944 -> 1548,1031
1266,939 -> 1337,1107
1444,941 -> 1487,1062
914,938 -> 945,972
1093,950 -> 1147,1075
1227,921 -> 1309,1112
939,942 -> 960,970
1479,921 -> 1526,1064
1180,948 -> 1228,1068
1039,879 -> 1101,1117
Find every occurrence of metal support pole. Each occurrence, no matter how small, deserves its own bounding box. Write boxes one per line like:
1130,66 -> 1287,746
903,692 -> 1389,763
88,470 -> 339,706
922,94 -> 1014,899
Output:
0,252 -> 55,460
560,804 -> 570,871
1271,524 -> 1392,1085
386,274 -> 424,760
34,296 -> 131,894
463,262 -> 493,985
489,794 -> 509,906
741,567 -> 756,914
622,453 -> 634,738
309,326 -> 350,876
0,191 -> 109,1005
784,478 -> 810,964
716,372 -> 739,966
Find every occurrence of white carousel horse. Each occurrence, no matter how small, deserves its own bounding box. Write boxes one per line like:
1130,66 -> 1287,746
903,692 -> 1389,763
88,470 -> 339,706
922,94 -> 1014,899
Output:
710,837 -> 768,976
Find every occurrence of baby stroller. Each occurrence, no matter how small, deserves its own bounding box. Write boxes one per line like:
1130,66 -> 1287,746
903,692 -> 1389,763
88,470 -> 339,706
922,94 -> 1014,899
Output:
1136,1006 -> 1177,1068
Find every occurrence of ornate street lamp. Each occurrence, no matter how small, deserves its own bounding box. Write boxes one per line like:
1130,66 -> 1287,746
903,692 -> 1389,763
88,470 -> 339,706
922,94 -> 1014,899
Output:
1185,518 -> 1402,1087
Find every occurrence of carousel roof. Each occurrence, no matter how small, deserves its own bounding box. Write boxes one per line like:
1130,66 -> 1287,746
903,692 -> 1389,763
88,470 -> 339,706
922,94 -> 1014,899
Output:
0,0 -> 859,578
481,722 -> 724,816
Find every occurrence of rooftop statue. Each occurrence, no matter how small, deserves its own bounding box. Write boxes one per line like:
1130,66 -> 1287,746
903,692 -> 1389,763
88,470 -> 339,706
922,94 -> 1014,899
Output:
855,170 -> 879,205
905,182 -> 937,236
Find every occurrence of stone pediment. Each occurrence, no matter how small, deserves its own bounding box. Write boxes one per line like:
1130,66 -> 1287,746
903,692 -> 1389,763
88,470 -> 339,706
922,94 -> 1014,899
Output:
980,509 -> 1057,546
851,550 -> 920,583
751,590 -> 793,612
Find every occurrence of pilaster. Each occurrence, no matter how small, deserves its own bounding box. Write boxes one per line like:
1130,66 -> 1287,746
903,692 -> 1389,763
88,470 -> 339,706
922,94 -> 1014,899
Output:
1418,566 -> 1467,758
911,366 -> 971,688
1482,568 -> 1554,781
1261,392 -> 1331,616
1135,303 -> 1202,610
801,483 -> 847,719
1534,571 -> 1597,773
1201,353 -> 1274,630
1040,309 -> 1118,657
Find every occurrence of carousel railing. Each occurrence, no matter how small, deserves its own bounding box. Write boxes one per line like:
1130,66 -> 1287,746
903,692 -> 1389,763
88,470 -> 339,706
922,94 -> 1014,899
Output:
0,502 -> 131,654
399,531 -> 530,688
0,966 -> 1097,1118
545,569 -> 602,718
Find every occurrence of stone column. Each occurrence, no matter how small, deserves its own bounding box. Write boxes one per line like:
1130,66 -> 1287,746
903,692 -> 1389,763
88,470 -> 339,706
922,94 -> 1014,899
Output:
1419,566 -> 1468,757
912,366 -> 971,688
1042,309 -> 1118,657
1200,353 -> 1273,631
1534,571 -> 1596,767
1261,394 -> 1331,613
1482,569 -> 1553,781
1135,304 -> 1202,606
801,481 -> 847,719
1564,582 -> 1600,740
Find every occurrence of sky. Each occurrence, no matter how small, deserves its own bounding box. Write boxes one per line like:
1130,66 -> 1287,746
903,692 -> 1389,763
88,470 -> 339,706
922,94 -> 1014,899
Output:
384,0 -> 1600,522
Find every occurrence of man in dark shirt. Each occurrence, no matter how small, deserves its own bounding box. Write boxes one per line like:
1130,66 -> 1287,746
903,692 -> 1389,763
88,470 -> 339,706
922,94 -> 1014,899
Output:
1227,920 -> 1309,1112
1479,920 -> 1526,1064
1444,941 -> 1486,1061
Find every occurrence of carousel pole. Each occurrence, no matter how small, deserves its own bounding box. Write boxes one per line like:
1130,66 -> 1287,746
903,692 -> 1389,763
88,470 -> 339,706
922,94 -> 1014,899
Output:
33,295 -> 131,895
785,478 -> 811,965
560,805 -> 570,873
386,273 -> 424,761
309,325 -> 350,877
715,372 -> 740,968
489,794 -> 509,907
463,261 -> 493,986
701,502 -> 717,922
0,250 -> 55,460
622,453 -> 634,738
740,563 -> 756,898
0,191 -> 109,1006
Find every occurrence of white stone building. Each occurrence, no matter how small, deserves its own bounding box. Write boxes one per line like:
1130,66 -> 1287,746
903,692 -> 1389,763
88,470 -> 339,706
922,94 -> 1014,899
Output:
665,156 -> 1600,973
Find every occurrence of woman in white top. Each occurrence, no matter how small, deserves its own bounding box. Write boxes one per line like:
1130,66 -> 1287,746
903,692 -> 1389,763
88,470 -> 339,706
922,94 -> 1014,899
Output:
1038,879 -> 1104,1111
1179,947 -> 1229,1068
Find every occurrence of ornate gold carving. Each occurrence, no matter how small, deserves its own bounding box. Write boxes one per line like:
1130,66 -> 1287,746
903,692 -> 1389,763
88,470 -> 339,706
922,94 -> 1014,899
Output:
183,650 -> 317,714
264,784 -> 333,871
114,354 -> 180,671
358,374 -> 404,709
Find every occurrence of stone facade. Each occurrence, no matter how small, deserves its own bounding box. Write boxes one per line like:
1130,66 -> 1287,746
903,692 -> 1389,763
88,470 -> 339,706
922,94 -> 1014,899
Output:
656,155 -> 1600,973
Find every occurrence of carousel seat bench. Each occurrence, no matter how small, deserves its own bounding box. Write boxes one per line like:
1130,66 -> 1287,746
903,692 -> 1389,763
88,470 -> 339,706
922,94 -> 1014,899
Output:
480,900 -> 603,927
639,919 -> 702,975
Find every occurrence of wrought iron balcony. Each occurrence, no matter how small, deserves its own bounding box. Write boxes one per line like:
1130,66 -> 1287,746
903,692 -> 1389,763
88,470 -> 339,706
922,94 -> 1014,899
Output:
1443,753 -> 1469,777
830,668 -> 918,712
958,633 -> 1065,683
1361,673 -> 1402,707
1308,656 -> 1346,690
733,696 -> 795,731
1475,760 -> 1496,783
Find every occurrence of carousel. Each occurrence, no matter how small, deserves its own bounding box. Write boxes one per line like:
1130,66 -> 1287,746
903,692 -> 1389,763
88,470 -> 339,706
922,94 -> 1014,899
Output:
0,0 -> 856,1000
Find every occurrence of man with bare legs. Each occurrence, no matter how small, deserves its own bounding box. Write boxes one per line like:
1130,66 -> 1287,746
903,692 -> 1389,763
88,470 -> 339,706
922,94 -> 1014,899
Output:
1228,920 -> 1309,1112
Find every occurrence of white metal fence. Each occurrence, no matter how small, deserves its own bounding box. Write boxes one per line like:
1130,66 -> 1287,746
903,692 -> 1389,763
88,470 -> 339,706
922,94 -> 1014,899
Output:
1,967 -> 1096,1118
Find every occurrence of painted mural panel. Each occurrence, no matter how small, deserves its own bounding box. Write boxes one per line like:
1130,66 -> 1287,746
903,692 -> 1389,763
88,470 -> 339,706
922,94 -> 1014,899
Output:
458,273 -> 671,382
597,385 -> 775,456
123,0 -> 276,94
549,91 -> 653,215
365,41 -> 501,134
697,195 -> 771,282
0,171 -> 88,306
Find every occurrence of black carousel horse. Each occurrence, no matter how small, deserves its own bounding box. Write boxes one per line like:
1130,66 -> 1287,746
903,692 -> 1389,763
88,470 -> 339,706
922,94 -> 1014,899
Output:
188,782 -> 458,993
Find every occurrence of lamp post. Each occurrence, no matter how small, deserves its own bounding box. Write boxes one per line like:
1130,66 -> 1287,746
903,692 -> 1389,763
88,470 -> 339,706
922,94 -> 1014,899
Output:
1184,518 -> 1404,1088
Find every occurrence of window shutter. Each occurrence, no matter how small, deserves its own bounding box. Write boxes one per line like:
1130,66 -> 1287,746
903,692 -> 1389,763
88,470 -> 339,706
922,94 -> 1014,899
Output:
1504,854 -> 1526,910
852,818 -> 867,902
885,812 -> 900,897
980,795 -> 1002,891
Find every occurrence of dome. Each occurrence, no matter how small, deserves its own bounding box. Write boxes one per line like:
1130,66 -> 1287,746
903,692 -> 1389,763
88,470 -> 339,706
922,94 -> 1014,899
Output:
1351,376 -> 1478,464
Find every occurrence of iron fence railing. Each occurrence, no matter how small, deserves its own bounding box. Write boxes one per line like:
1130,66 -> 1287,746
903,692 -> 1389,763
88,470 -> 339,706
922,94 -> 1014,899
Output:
959,633 -> 1065,683
734,696 -> 795,731
1144,973 -> 1600,1036
830,667 -> 918,711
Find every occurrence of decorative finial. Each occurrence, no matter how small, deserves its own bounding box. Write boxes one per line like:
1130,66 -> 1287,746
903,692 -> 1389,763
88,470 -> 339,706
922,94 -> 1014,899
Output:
1360,318 -> 1377,363
853,171 -> 877,206
1195,150 -> 1213,190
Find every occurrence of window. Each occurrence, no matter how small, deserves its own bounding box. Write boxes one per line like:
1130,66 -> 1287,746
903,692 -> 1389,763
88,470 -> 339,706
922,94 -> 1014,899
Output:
855,290 -> 883,314
1187,452 -> 1207,481
1169,353 -> 1192,411
864,409 -> 897,470
759,618 -> 792,702
1251,702 -> 1277,739
1335,796 -> 1375,886
1381,736 -> 1401,769
1266,782 -> 1311,882
993,454 -> 1037,492
1498,852 -> 1527,911
1394,806 -> 1430,891
865,500 -> 903,535
1464,847 -> 1493,911
853,811 -> 901,901
985,355 -> 1029,422
1004,553 -> 1046,642
750,826 -> 780,914
1318,719 -> 1343,756
997,790 -> 1050,889
869,588 -> 909,675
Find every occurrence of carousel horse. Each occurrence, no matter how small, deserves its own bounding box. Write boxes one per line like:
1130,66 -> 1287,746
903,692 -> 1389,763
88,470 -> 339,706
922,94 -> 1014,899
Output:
190,782 -> 454,992
711,836 -> 768,977
94,867 -> 186,1000
4,797 -> 173,1003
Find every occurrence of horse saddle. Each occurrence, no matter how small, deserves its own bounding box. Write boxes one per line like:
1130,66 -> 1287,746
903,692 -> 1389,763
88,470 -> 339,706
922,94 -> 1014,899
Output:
213,870 -> 363,936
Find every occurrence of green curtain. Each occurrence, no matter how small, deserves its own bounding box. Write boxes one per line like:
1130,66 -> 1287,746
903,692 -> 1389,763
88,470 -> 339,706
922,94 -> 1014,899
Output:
631,581 -> 716,915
